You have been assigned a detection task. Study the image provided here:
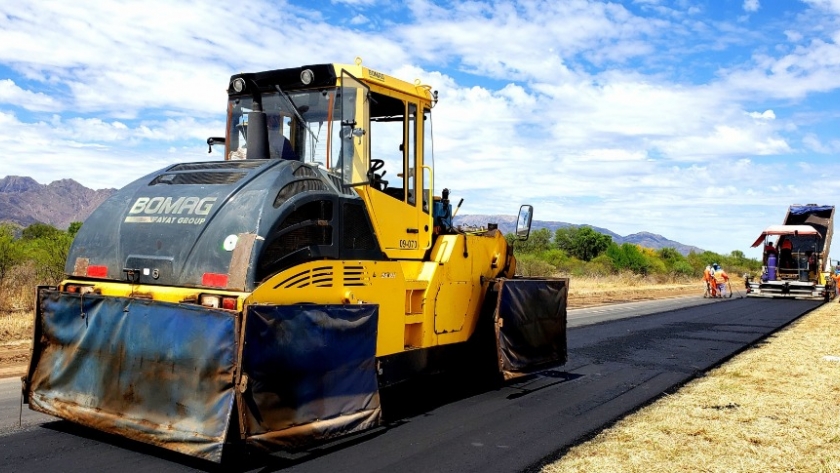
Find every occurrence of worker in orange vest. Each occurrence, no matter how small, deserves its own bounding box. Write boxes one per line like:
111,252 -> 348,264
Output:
831,265 -> 840,302
703,265 -> 717,297
712,263 -> 729,297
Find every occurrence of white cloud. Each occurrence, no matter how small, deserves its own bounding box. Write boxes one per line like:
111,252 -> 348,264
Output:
748,110 -> 776,119
743,0 -> 760,13
0,111 -> 221,189
0,79 -> 60,111
720,39 -> 840,100
801,0 -> 840,14
784,30 -> 804,42
332,0 -> 377,5
802,133 -> 840,153
2,0 -> 840,255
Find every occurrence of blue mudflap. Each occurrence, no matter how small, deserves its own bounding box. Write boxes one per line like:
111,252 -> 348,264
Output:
26,289 -> 237,463
239,304 -> 381,450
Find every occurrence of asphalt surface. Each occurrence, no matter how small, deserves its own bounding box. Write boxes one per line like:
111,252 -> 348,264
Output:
567,294 -> 719,327
0,297 -> 819,473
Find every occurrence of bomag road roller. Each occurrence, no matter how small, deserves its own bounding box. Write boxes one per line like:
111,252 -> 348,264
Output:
23,60 -> 568,462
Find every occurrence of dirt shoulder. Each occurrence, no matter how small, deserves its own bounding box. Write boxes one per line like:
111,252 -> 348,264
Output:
568,283 -> 703,308
0,341 -> 29,379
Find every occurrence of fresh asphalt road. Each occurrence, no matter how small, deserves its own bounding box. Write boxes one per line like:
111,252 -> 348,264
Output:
0,297 -> 819,473
567,294 -> 720,327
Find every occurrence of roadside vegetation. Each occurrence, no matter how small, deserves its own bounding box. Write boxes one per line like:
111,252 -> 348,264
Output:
0,221 -> 79,376
0,221 -> 79,319
506,226 -> 761,282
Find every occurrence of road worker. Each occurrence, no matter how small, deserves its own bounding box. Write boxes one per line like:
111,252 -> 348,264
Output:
712,263 -> 729,297
763,241 -> 777,265
703,264 -> 717,297
779,238 -> 794,269
832,265 -> 840,302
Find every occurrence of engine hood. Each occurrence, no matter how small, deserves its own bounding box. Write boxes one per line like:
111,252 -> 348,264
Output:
66,159 -> 366,291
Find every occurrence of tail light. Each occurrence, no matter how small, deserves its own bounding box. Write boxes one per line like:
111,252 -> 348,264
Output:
86,265 -> 108,278
199,293 -> 239,310
202,272 -> 229,288
64,284 -> 96,294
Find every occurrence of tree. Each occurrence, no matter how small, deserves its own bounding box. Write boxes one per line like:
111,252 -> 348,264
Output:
515,227 -> 552,254
21,222 -> 63,240
0,223 -> 23,284
606,242 -> 651,275
574,227 -> 612,261
555,226 -> 611,261
68,221 -> 83,237
554,227 -> 576,253
20,223 -> 72,284
658,247 -> 682,263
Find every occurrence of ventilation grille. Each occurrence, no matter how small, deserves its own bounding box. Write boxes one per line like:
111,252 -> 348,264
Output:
149,172 -> 246,186
343,265 -> 369,286
293,165 -> 319,177
273,179 -> 330,208
262,226 -> 332,261
273,266 -> 335,289
278,200 -> 333,231
168,161 -> 266,171
343,203 -> 376,250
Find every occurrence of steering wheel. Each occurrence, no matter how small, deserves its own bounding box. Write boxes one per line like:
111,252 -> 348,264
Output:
369,159 -> 385,172
367,159 -> 388,190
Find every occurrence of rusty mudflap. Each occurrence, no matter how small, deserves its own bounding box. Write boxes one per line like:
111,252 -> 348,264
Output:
26,288 -> 238,463
237,304 -> 381,451
489,278 -> 569,381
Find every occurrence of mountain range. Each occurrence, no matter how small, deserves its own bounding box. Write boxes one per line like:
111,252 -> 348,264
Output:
0,176 -> 116,231
0,175 -> 703,254
453,214 -> 703,255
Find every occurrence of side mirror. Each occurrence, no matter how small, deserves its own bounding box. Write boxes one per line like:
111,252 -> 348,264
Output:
516,205 -> 533,241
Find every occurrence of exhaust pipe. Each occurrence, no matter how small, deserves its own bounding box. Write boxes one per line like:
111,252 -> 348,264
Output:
246,102 -> 270,160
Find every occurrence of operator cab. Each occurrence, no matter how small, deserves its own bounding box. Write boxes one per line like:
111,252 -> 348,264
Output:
217,63 -> 437,261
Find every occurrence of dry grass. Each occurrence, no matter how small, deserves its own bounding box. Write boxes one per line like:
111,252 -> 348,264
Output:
566,273 -> 705,308
0,311 -> 32,344
543,302 -> 840,473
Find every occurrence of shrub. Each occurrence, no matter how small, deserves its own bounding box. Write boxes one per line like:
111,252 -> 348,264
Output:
606,243 -> 652,275
515,254 -> 556,277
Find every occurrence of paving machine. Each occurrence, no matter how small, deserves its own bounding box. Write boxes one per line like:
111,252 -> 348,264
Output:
22,60 -> 568,462
747,204 -> 834,300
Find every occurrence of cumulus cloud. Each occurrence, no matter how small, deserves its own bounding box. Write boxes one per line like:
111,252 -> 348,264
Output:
748,110 -> 776,119
1,0 -> 840,254
743,0 -> 760,13
0,111 -> 222,188
0,79 -> 60,112
801,0 -> 840,14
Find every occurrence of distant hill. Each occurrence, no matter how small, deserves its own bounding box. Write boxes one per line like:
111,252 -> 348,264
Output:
453,214 -> 704,255
0,176 -> 116,230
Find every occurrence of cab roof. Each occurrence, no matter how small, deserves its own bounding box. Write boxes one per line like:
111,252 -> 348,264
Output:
751,225 -> 822,248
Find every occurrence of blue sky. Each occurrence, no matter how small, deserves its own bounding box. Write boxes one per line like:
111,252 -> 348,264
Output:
2,0 -> 840,258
